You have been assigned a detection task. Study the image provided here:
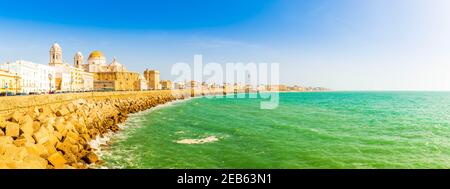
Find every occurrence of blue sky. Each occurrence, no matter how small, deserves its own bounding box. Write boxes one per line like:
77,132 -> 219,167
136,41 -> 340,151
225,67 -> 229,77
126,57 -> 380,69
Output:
0,0 -> 450,90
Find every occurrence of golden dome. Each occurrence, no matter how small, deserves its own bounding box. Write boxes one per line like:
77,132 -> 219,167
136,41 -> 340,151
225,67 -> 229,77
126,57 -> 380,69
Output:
88,50 -> 105,59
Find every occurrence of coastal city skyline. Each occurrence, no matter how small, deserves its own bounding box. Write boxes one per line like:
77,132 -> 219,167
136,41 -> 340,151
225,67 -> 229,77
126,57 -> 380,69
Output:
1,0 -> 450,91
0,42 -> 320,96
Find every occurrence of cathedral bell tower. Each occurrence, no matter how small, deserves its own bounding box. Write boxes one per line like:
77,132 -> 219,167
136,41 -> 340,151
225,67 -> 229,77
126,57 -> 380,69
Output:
74,52 -> 84,69
49,43 -> 63,66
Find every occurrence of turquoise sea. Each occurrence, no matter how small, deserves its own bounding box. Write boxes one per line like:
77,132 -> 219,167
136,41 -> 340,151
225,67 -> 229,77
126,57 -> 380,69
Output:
97,92 -> 450,168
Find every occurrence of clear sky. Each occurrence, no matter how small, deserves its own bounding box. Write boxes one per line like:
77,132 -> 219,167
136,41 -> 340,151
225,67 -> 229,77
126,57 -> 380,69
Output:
0,0 -> 450,90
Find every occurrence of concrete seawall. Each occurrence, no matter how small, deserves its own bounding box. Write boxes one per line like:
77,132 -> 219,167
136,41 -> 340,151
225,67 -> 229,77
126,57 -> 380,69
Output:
0,90 -> 182,116
0,89 -> 228,169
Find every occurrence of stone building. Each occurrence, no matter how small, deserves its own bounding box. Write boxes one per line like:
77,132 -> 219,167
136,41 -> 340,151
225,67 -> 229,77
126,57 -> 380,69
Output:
62,46 -> 138,91
144,69 -> 160,90
93,72 -> 140,91
160,80 -> 172,90
0,60 -> 55,94
0,69 -> 21,95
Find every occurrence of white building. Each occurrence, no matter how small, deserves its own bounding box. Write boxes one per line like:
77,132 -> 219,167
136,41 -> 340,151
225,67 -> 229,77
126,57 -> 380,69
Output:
0,60 -> 56,94
81,71 -> 94,91
139,75 -> 148,91
49,43 -> 94,92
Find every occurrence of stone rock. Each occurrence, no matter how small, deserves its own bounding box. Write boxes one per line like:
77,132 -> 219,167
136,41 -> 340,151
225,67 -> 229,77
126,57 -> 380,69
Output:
13,136 -> 27,147
21,154 -> 48,169
54,119 -> 65,133
0,117 -> 7,128
5,122 -> 20,137
32,121 -> 41,133
25,143 -> 48,157
70,144 -> 79,154
0,136 -> 13,144
27,107 -> 40,120
20,118 -> 34,135
55,106 -> 70,117
63,152 -> 78,164
65,131 -> 79,142
10,111 -> 22,123
83,152 -> 98,164
47,134 -> 59,148
66,103 -> 76,113
33,127 -> 49,144
19,114 -> 33,125
49,105 -> 58,114
22,134 -> 36,144
56,141 -> 71,154
47,152 -> 67,168
36,114 -> 48,123
43,142 -> 57,155
53,130 -> 63,141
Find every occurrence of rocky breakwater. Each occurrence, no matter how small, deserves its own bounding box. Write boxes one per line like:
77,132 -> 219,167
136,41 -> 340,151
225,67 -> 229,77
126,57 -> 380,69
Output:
0,92 -> 182,169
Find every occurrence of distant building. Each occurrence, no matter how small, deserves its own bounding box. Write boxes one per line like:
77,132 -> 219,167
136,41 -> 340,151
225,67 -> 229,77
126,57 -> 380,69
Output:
174,82 -> 185,89
201,82 -> 210,90
144,69 -> 161,90
267,85 -> 288,91
233,83 -> 243,90
160,80 -> 173,90
256,85 -> 267,91
139,75 -> 148,91
187,80 -> 199,89
211,83 -> 220,89
93,72 -> 140,91
81,71 -> 94,91
0,60 -> 56,94
287,85 -> 304,91
244,84 -> 253,92
223,83 -> 232,92
0,69 -> 21,95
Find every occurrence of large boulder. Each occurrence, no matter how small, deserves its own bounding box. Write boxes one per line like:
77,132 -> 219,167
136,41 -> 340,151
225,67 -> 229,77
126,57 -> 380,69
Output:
9,111 -> 22,123
55,106 -> 70,117
21,154 -> 48,169
47,152 -> 67,168
83,152 -> 98,164
19,116 -> 34,135
5,122 -> 20,137
33,127 -> 49,144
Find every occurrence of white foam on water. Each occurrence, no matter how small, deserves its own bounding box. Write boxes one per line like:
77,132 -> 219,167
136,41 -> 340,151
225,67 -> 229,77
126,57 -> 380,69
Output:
88,97 -> 194,168
175,136 -> 219,144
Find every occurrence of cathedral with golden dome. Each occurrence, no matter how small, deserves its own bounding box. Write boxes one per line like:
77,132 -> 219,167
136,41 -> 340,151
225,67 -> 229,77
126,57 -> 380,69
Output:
49,43 -> 156,92
70,47 -> 141,91
75,50 -> 127,73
